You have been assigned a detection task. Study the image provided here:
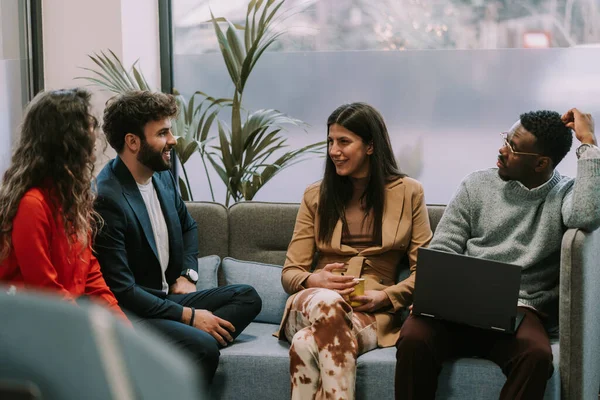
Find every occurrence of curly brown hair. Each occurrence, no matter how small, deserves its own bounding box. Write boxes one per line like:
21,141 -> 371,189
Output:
102,90 -> 178,152
0,88 -> 99,261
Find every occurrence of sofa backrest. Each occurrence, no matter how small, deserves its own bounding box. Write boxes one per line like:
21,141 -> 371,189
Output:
186,202 -> 229,259
187,201 -> 446,264
228,202 -> 299,265
427,205 -> 446,234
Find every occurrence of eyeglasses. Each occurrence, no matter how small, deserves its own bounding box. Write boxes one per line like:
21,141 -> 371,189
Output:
500,132 -> 541,157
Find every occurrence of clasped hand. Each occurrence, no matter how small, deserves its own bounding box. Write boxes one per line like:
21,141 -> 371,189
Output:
351,290 -> 392,313
306,263 -> 391,312
306,262 -> 357,296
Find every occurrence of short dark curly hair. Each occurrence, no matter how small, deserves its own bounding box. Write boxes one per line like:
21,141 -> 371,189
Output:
520,110 -> 573,167
102,90 -> 178,152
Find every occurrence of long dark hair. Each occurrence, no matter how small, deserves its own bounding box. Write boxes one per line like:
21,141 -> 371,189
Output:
0,88 -> 99,261
317,102 -> 404,244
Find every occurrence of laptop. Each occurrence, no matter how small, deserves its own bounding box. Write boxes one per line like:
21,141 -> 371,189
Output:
413,248 -> 525,334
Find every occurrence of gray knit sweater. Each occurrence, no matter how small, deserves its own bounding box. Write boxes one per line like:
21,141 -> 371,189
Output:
430,149 -> 600,314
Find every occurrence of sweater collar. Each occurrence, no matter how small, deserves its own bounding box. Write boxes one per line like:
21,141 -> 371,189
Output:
504,170 -> 562,200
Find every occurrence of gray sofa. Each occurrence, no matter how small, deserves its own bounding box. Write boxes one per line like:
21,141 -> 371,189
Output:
186,201 -> 600,400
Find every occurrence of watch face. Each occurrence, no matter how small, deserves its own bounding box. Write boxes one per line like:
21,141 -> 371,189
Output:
189,269 -> 199,281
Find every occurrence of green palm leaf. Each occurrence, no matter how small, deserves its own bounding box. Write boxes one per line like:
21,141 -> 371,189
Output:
80,0 -> 323,205
210,11 -> 241,89
77,51 -> 149,93
226,21 -> 245,67
206,0 -> 325,204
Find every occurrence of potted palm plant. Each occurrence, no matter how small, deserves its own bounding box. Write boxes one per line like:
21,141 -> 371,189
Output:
79,0 -> 325,204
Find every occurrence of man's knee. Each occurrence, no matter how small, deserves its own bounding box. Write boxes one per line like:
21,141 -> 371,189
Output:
396,317 -> 438,358
521,343 -> 553,371
231,284 -> 262,303
232,284 -> 262,314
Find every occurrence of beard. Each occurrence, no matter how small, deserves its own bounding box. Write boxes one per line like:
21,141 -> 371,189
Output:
497,170 -> 510,181
496,155 -> 510,181
137,139 -> 172,172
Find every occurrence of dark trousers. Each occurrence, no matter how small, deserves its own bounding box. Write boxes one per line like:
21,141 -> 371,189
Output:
134,284 -> 261,383
395,307 -> 553,400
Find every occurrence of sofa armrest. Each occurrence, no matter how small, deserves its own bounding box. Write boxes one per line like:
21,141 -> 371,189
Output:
559,227 -> 600,399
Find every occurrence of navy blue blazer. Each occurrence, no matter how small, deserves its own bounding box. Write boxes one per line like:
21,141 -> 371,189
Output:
94,157 -> 198,321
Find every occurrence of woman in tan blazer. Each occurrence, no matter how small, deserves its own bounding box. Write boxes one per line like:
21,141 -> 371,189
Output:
277,103 -> 433,400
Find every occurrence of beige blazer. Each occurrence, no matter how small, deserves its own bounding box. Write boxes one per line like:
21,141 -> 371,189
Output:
277,177 -> 433,347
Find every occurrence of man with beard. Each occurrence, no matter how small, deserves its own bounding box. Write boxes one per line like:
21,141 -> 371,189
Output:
94,91 -> 261,383
395,109 -> 600,400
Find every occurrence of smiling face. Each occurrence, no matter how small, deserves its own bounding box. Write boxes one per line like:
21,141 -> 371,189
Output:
327,123 -> 373,179
137,118 -> 176,172
497,121 -> 543,183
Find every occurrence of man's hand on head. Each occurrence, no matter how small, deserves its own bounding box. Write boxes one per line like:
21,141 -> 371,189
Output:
562,108 -> 596,145
170,276 -> 197,295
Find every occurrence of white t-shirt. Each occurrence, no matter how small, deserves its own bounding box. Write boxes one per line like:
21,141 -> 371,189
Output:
137,181 -> 170,293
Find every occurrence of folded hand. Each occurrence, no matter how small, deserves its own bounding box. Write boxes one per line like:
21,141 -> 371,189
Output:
306,262 -> 358,296
170,276 -> 197,295
351,290 -> 391,313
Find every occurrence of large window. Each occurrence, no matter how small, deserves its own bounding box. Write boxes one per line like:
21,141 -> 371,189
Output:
0,0 -> 41,176
174,0 -> 600,53
167,0 -> 600,204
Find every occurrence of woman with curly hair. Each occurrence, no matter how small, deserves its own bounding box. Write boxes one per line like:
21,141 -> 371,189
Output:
0,88 -> 127,320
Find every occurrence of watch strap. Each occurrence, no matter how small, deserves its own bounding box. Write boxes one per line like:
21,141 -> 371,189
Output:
576,143 -> 597,159
181,269 -> 198,284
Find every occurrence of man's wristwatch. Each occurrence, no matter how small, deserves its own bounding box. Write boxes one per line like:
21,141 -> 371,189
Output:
181,269 -> 199,284
576,143 -> 597,159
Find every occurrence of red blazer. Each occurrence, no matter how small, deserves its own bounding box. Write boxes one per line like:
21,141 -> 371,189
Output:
0,187 -> 128,321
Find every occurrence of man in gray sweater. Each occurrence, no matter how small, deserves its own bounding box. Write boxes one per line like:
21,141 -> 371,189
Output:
395,108 -> 600,400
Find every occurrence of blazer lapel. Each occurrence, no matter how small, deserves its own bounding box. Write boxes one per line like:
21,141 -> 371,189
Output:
381,181 -> 405,249
362,179 -> 405,253
113,158 -> 160,262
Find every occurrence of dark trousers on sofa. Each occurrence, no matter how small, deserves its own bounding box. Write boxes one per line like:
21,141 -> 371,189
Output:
395,307 -> 553,400
134,284 -> 261,383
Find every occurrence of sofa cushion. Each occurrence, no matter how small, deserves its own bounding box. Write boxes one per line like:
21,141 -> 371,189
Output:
213,322 -> 290,399
212,322 -> 559,400
356,339 -> 559,400
196,255 -> 220,291
221,257 -> 289,324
